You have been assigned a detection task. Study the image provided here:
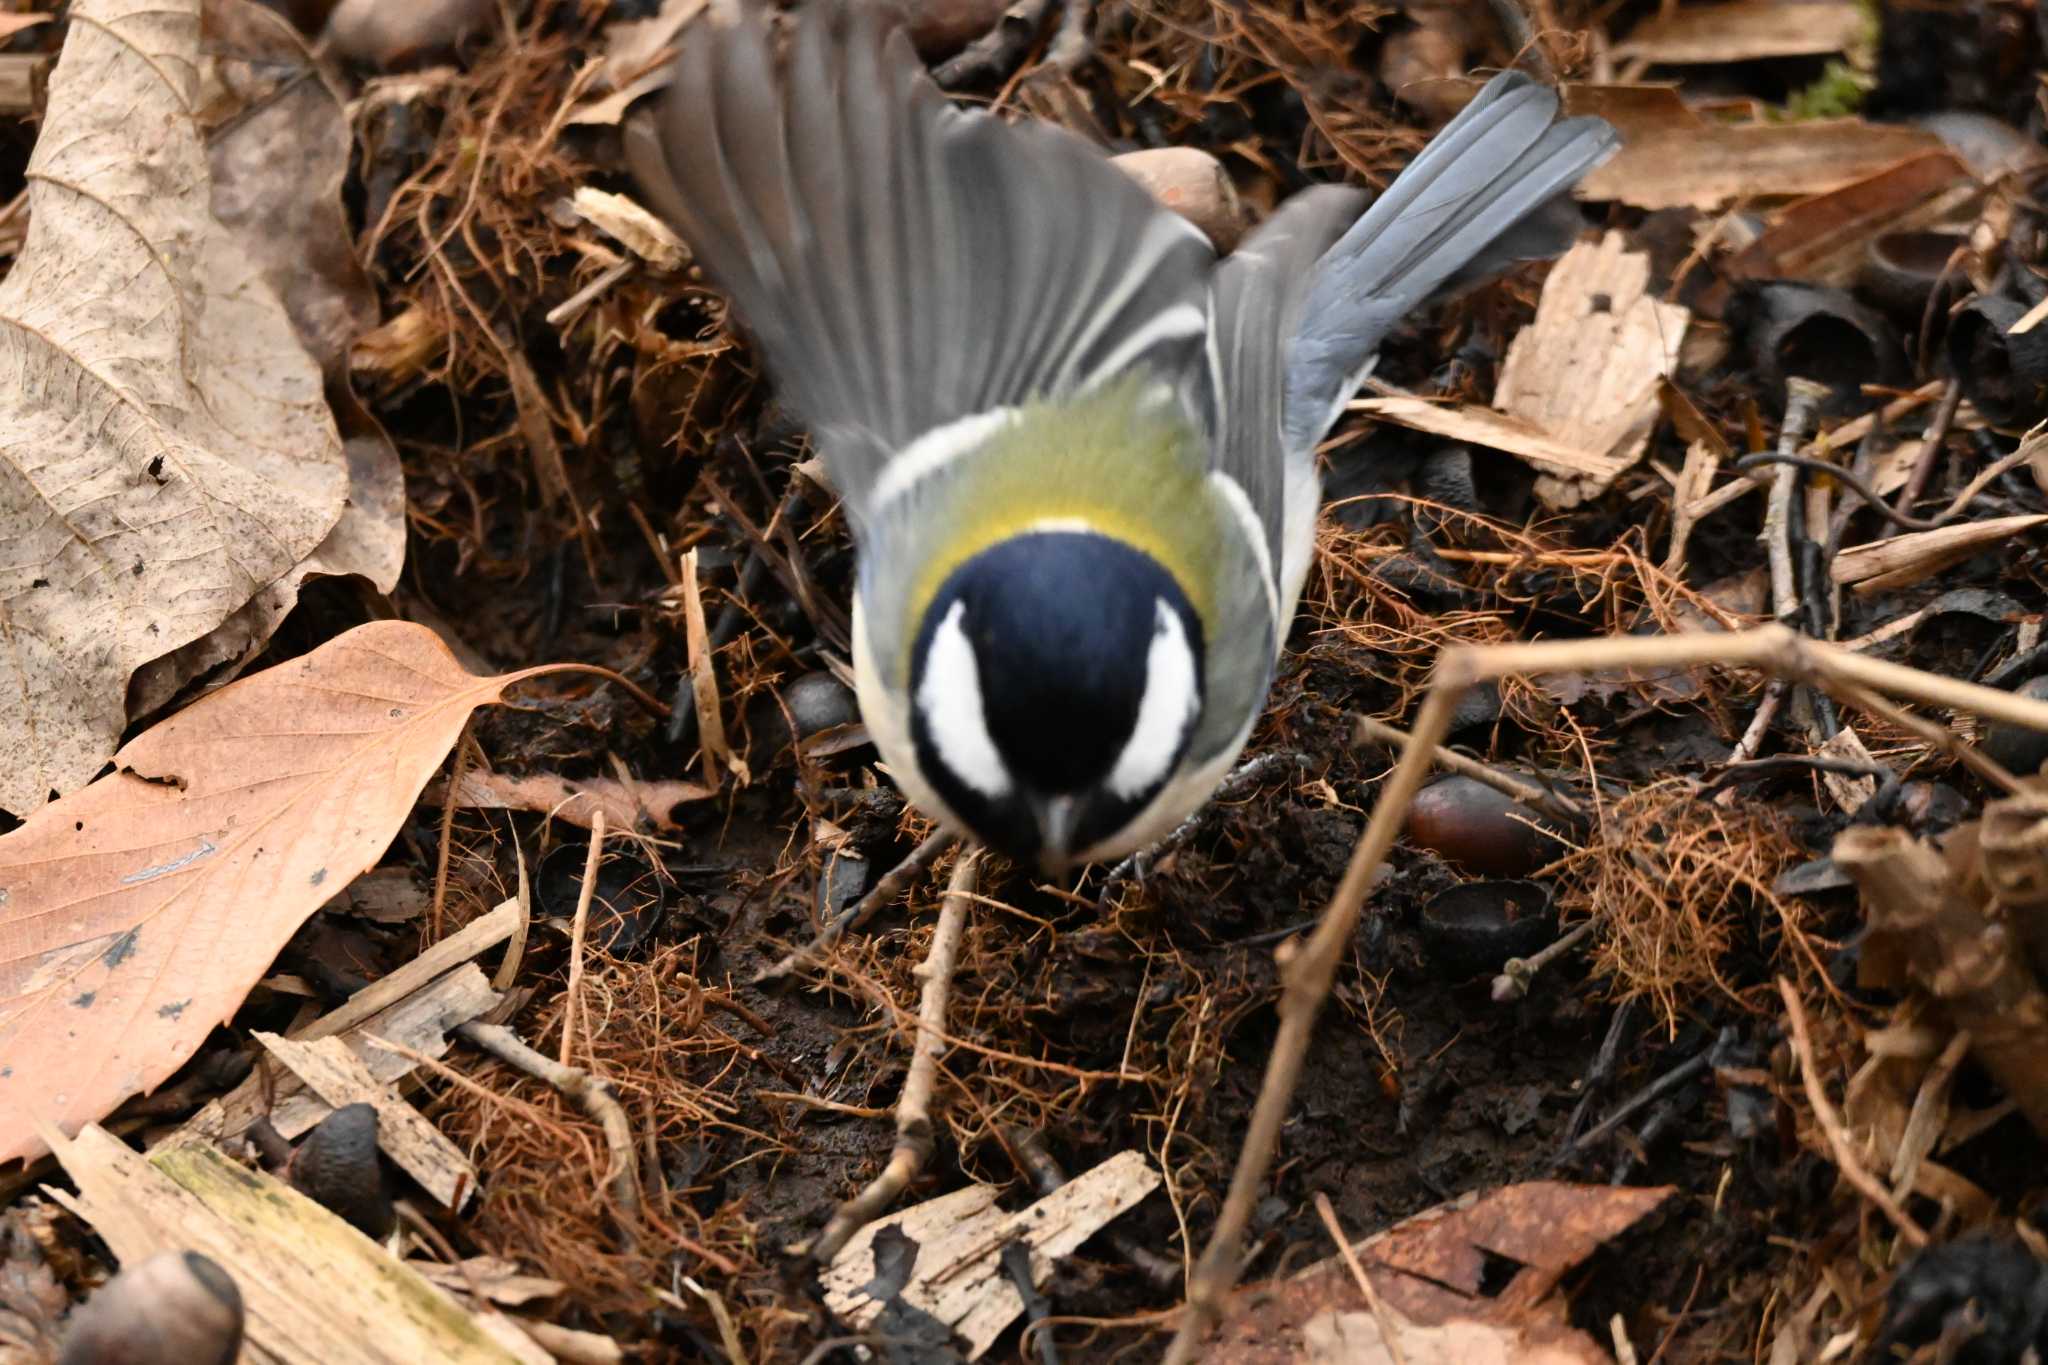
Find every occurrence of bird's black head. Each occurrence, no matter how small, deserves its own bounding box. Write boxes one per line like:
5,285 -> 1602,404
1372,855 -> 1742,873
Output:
907,530 -> 1206,872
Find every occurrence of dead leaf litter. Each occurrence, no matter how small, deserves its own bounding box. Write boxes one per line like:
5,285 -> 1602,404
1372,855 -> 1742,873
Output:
6,0 -> 2048,1361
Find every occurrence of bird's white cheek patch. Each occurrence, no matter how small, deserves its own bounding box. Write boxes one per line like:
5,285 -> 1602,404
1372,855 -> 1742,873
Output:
1108,600 -> 1200,801
917,602 -> 1013,800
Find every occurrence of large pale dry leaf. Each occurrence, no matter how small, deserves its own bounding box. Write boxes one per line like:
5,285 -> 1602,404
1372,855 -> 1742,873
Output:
0,0 -> 347,815
561,0 -> 707,125
1614,0 -> 1868,65
0,621 -> 563,1165
1302,1310 -> 1594,1365
127,0 -> 406,718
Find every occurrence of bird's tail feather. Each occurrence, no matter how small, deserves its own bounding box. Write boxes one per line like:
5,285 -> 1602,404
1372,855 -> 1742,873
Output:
1284,72 -> 1617,454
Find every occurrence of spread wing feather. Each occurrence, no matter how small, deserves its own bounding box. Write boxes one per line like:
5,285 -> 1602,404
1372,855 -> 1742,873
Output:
1202,186 -> 1369,583
628,2 -> 1217,526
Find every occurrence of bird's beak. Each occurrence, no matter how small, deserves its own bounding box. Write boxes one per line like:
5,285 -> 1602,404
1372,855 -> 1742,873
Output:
1033,795 -> 1081,877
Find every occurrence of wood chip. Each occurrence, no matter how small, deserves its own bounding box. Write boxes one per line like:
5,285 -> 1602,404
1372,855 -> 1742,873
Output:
568,188 -> 686,271
821,1149 -> 1161,1359
255,1033 -> 477,1210
1814,727 -> 1880,814
176,905 -> 513,1149
44,1124 -> 544,1365
304,899 -> 521,1042
1662,440 -> 1723,574
1494,233 -> 1690,506
1356,234 -> 1687,509
1831,514 -> 2048,593
1613,1 -> 1869,64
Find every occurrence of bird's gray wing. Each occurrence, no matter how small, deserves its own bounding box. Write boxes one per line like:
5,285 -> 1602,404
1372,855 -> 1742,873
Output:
1284,71 -> 1620,457
626,1 -> 1217,525
1200,185 -> 1368,594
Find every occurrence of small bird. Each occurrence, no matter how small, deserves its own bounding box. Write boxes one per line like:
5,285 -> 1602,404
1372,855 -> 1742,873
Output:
631,3 -> 1616,874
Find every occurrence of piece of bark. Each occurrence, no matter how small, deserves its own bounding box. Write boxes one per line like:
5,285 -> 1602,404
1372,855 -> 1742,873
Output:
1493,233 -> 1690,507
1355,237 -> 1688,509
1572,87 -> 1945,211
176,911 -> 511,1149
820,1149 -> 1160,1359
254,1033 -> 476,1210
44,1124 -> 544,1365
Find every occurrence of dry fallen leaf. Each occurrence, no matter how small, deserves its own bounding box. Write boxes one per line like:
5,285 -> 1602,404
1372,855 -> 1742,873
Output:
0,0 -> 348,815
1302,1310 -> 1594,1365
1208,1182 -> 1671,1363
1613,0 -> 1868,65
0,620 -> 570,1165
429,769 -> 714,835
1716,150 -> 1976,294
1570,85 -> 1944,211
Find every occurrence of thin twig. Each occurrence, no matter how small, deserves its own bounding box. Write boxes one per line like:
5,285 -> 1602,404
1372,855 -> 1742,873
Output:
1775,977 -> 1929,1248
430,720 -> 477,939
1890,377 -> 1963,531
494,839 -> 532,995
1491,918 -> 1595,1002
1168,686 -> 1458,1361
561,810 -> 606,1069
805,850 -> 981,1264
1351,714 -> 1583,824
453,1020 -> 645,1240
754,828 -> 958,984
1313,1192 -> 1409,1365
1556,1052 -> 1712,1162
1764,379 -> 1829,625
1040,0 -> 1094,72
1169,622 -> 2042,1356
934,0 -> 1056,87
1098,752 -> 1300,902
